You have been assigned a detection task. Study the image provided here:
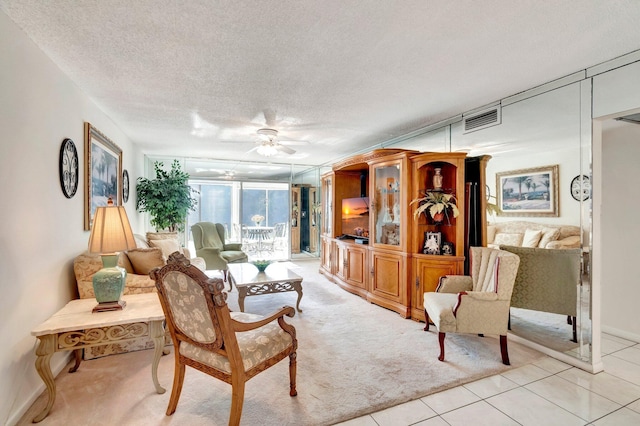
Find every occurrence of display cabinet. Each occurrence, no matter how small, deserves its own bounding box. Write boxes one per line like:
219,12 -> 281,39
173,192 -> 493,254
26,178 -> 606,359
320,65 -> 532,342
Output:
409,152 -> 466,321
366,152 -> 413,317
291,186 -> 301,253
319,173 -> 334,276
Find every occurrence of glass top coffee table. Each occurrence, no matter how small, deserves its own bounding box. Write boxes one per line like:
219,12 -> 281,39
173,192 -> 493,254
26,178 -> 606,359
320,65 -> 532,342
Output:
226,262 -> 303,313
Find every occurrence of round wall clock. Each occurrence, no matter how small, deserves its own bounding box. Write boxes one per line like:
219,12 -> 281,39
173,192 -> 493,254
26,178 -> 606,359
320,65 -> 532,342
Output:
59,138 -> 78,198
570,174 -> 591,201
122,169 -> 130,203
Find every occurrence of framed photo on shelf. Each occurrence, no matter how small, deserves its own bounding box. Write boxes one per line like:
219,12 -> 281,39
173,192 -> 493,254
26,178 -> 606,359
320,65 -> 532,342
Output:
442,241 -> 454,256
84,122 -> 122,230
423,231 -> 441,255
496,164 -> 559,217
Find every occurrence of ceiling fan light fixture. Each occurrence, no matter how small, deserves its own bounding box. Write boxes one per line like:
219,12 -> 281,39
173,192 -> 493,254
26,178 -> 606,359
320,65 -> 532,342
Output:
256,143 -> 279,157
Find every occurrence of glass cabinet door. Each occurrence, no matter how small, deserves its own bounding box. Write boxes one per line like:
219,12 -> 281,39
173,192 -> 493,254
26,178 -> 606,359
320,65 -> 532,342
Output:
372,163 -> 401,246
322,175 -> 332,236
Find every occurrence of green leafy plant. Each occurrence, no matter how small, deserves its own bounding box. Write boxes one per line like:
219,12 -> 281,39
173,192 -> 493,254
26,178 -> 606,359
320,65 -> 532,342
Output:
136,160 -> 198,232
410,191 -> 459,222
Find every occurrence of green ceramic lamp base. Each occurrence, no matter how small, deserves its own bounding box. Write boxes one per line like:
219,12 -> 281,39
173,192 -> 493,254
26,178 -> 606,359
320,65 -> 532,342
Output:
92,254 -> 127,313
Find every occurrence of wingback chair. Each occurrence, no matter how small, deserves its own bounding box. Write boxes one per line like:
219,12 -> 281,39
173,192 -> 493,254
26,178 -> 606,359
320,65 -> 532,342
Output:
423,247 -> 520,365
150,253 -> 298,425
191,222 -> 248,278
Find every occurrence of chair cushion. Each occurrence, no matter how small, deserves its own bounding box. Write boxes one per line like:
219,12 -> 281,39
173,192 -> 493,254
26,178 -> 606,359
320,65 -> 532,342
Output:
201,225 -> 224,250
221,250 -> 248,263
180,311 -> 294,374
423,292 -> 458,333
126,248 -> 165,275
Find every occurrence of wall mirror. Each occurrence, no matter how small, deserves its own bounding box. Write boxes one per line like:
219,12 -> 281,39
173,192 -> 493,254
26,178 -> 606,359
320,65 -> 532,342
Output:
392,81 -> 593,363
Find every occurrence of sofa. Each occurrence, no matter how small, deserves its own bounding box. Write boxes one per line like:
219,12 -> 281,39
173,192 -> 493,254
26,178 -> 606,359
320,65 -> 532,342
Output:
73,233 -> 205,358
487,220 -> 581,250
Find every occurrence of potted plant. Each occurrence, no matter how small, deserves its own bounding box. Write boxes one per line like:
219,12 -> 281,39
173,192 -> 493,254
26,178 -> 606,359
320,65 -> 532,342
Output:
410,190 -> 460,224
136,160 -> 198,232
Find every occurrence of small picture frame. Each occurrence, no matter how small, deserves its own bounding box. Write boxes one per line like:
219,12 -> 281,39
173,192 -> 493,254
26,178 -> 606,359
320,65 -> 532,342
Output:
423,231 -> 441,255
442,242 -> 454,256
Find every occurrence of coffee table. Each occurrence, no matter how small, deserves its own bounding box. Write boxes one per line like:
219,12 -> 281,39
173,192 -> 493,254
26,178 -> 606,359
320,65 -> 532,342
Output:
227,262 -> 303,313
30,293 -> 166,422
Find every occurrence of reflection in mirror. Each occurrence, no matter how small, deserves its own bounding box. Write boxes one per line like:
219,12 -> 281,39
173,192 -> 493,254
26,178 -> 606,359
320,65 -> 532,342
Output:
392,81 -> 592,362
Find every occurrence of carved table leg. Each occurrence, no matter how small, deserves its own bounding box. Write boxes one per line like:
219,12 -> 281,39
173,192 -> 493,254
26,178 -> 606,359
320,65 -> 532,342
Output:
68,349 -> 82,373
292,281 -> 303,313
32,334 -> 56,423
237,286 -> 248,312
149,320 -> 166,394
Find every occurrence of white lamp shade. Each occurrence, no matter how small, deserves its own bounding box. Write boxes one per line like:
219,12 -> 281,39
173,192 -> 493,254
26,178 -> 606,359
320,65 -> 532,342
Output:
88,205 -> 137,254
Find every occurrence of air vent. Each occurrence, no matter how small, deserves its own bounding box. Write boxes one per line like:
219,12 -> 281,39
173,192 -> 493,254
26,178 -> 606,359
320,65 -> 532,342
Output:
615,113 -> 640,125
463,106 -> 501,134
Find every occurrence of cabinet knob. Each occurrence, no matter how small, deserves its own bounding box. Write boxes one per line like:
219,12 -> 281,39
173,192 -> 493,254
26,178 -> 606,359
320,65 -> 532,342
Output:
415,277 -> 420,288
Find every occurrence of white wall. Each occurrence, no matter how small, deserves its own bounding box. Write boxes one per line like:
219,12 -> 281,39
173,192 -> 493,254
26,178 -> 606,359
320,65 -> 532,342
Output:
0,11 -> 144,424
600,121 -> 640,339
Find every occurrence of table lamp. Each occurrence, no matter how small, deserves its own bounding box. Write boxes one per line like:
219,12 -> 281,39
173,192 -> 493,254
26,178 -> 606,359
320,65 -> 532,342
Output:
88,198 -> 137,312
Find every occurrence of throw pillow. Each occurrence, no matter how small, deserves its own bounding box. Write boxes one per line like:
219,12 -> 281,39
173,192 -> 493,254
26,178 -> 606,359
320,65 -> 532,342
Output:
522,229 -> 542,248
538,228 -> 561,248
126,248 -> 165,275
492,232 -> 524,246
147,231 -> 179,241
149,238 -> 182,259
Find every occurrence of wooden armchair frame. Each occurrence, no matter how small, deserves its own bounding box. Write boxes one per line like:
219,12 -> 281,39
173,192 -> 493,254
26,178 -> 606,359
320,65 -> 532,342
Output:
151,253 -> 297,425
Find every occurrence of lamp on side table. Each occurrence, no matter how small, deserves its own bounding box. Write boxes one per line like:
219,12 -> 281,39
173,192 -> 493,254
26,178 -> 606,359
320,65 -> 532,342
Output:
88,197 -> 136,312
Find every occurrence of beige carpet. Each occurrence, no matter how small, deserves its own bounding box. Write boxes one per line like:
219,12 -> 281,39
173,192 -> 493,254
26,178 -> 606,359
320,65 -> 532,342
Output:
19,259 -> 543,426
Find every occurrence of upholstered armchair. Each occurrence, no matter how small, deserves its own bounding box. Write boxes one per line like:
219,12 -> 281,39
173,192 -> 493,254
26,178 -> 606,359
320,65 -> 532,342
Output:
191,222 -> 248,276
499,245 -> 582,342
423,247 -> 520,365
151,253 -> 298,425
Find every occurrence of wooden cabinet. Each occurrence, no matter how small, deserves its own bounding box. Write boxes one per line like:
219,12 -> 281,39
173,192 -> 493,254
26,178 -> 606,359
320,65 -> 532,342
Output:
291,186 -> 301,253
309,187 -> 319,253
334,240 -> 368,297
367,249 -> 410,318
320,235 -> 333,277
411,256 -> 463,321
320,148 -> 486,321
409,152 -> 467,322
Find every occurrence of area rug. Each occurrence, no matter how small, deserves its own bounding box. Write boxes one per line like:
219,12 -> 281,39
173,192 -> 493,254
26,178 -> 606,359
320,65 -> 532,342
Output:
19,259 -> 543,426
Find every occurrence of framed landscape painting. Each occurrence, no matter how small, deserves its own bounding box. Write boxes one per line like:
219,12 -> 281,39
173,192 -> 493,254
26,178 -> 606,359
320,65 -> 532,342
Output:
496,164 -> 559,217
84,122 -> 122,230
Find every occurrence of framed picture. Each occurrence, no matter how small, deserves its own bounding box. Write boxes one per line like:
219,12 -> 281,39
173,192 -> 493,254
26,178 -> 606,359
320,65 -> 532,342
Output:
496,164 -> 559,217
423,231 -> 441,255
441,241 -> 454,256
84,122 -> 122,230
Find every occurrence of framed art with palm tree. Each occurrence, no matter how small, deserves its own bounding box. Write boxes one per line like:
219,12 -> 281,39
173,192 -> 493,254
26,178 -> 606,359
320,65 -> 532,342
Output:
496,164 -> 559,217
84,122 -> 122,230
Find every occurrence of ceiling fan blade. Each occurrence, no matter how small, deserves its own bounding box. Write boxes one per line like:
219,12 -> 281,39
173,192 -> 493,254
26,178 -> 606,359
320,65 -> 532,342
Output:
278,140 -> 308,146
277,145 -> 296,155
263,109 -> 277,127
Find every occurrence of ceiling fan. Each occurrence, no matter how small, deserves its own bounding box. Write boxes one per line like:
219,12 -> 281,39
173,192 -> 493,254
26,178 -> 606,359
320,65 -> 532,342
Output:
250,128 -> 301,157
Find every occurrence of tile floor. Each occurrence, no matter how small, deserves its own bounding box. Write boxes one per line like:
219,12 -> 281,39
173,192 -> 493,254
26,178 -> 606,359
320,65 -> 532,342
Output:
336,333 -> 640,425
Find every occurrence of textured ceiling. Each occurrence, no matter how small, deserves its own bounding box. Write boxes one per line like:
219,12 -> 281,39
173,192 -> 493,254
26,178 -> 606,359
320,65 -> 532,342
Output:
2,0 -> 640,172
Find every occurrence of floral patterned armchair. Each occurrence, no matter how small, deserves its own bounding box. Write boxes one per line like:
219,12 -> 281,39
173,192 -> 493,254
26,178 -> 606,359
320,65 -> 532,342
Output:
150,253 -> 298,425
423,247 -> 520,365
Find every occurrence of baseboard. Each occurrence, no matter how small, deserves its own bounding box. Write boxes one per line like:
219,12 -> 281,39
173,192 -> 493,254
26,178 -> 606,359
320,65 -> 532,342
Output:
509,332 -> 603,373
601,325 -> 640,343
6,351 -> 73,426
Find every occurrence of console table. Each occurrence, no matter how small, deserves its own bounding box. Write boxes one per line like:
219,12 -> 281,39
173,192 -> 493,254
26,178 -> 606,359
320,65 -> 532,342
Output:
30,293 -> 166,422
